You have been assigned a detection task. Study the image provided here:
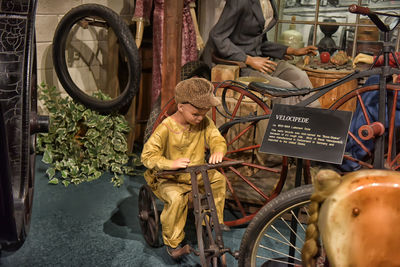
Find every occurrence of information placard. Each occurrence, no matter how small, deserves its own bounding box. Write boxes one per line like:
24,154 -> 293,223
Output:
260,104 -> 352,164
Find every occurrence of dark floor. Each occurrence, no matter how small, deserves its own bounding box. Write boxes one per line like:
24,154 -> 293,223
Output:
0,156 -> 246,267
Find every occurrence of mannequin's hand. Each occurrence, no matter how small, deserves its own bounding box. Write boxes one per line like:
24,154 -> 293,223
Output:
353,53 -> 373,68
245,56 -> 277,74
209,152 -> 223,164
287,46 -> 318,56
134,20 -> 145,49
171,158 -> 190,170
284,55 -> 294,61
196,35 -> 205,52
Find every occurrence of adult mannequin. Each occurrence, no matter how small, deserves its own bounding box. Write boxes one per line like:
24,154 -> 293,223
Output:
203,0 -> 318,105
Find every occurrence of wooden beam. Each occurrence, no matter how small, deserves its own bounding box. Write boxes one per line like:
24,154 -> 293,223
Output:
161,1 -> 183,108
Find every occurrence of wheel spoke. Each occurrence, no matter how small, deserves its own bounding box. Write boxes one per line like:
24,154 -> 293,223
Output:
255,255 -> 301,266
229,166 -> 270,201
230,93 -> 245,120
279,216 -> 305,245
226,122 -> 257,147
270,225 -> 302,255
356,92 -> 371,125
257,244 -> 301,262
387,90 -> 398,164
347,131 -> 372,157
147,217 -> 157,242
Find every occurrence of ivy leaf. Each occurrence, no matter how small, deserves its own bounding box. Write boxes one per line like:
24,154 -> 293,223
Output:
48,177 -> 59,185
61,170 -> 69,178
112,137 -> 126,152
115,122 -> 130,133
42,150 -> 53,164
37,84 -> 133,187
85,129 -> 100,139
93,171 -> 102,179
46,167 -> 56,179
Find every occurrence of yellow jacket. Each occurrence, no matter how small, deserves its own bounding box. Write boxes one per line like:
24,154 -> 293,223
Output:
141,116 -> 227,186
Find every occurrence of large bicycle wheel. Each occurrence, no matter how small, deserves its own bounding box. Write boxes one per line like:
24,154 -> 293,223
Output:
238,185 -> 313,267
330,83 -> 400,170
146,81 -> 293,226
52,4 -> 140,114
213,82 -> 293,226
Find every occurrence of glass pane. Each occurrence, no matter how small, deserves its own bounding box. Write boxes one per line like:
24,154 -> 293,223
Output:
364,0 -> 400,11
361,0 -> 400,44
343,25 -> 383,57
278,0 -> 317,22
318,0 -> 358,23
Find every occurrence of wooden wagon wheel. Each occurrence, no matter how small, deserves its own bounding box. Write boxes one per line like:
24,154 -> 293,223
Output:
0,0 -> 48,252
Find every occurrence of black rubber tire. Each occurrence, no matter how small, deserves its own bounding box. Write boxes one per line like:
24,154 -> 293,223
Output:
238,185 -> 314,267
52,4 -> 140,114
143,61 -> 210,143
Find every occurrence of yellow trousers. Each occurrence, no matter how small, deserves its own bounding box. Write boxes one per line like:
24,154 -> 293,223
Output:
151,170 -> 226,248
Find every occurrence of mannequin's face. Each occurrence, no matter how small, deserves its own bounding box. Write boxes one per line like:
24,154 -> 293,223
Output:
178,103 -> 210,125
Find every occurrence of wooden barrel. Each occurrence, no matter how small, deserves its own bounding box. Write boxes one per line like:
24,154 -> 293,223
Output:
301,65 -> 358,112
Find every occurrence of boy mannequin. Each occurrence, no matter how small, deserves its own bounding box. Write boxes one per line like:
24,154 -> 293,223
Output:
141,78 -> 228,259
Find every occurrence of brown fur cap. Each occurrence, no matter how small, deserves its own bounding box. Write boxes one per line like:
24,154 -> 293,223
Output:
174,78 -> 220,109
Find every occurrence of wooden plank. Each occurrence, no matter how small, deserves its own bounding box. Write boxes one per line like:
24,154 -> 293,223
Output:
161,1 -> 183,108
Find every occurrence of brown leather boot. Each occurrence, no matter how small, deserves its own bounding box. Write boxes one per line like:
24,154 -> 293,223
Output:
166,244 -> 191,259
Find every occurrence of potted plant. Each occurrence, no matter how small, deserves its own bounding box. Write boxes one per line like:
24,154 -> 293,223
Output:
36,83 -> 138,187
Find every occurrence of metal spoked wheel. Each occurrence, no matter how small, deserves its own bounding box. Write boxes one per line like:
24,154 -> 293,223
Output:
330,83 -> 400,170
138,185 -> 161,248
146,81 -> 299,227
213,81 -> 292,226
195,212 -> 227,267
238,185 -> 313,267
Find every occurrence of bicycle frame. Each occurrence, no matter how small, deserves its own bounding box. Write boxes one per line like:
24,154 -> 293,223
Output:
227,7 -> 400,170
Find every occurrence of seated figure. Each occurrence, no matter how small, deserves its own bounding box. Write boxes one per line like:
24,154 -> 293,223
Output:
141,78 -> 228,260
202,0 -> 318,105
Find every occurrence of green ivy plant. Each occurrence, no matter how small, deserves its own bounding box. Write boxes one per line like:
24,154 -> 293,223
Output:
36,83 -> 135,187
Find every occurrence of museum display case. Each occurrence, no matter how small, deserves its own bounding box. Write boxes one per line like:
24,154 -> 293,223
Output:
270,0 -> 400,57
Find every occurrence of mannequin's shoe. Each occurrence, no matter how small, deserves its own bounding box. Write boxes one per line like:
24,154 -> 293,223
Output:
166,244 -> 191,259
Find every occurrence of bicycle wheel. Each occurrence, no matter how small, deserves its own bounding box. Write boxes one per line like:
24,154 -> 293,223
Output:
330,83 -> 400,170
138,185 -> 162,248
147,81 -> 293,227
52,4 -> 140,114
238,184 -> 313,267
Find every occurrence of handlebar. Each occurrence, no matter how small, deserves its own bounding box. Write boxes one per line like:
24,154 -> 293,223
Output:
348,4 -> 371,16
156,160 -> 244,176
348,4 -> 400,33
